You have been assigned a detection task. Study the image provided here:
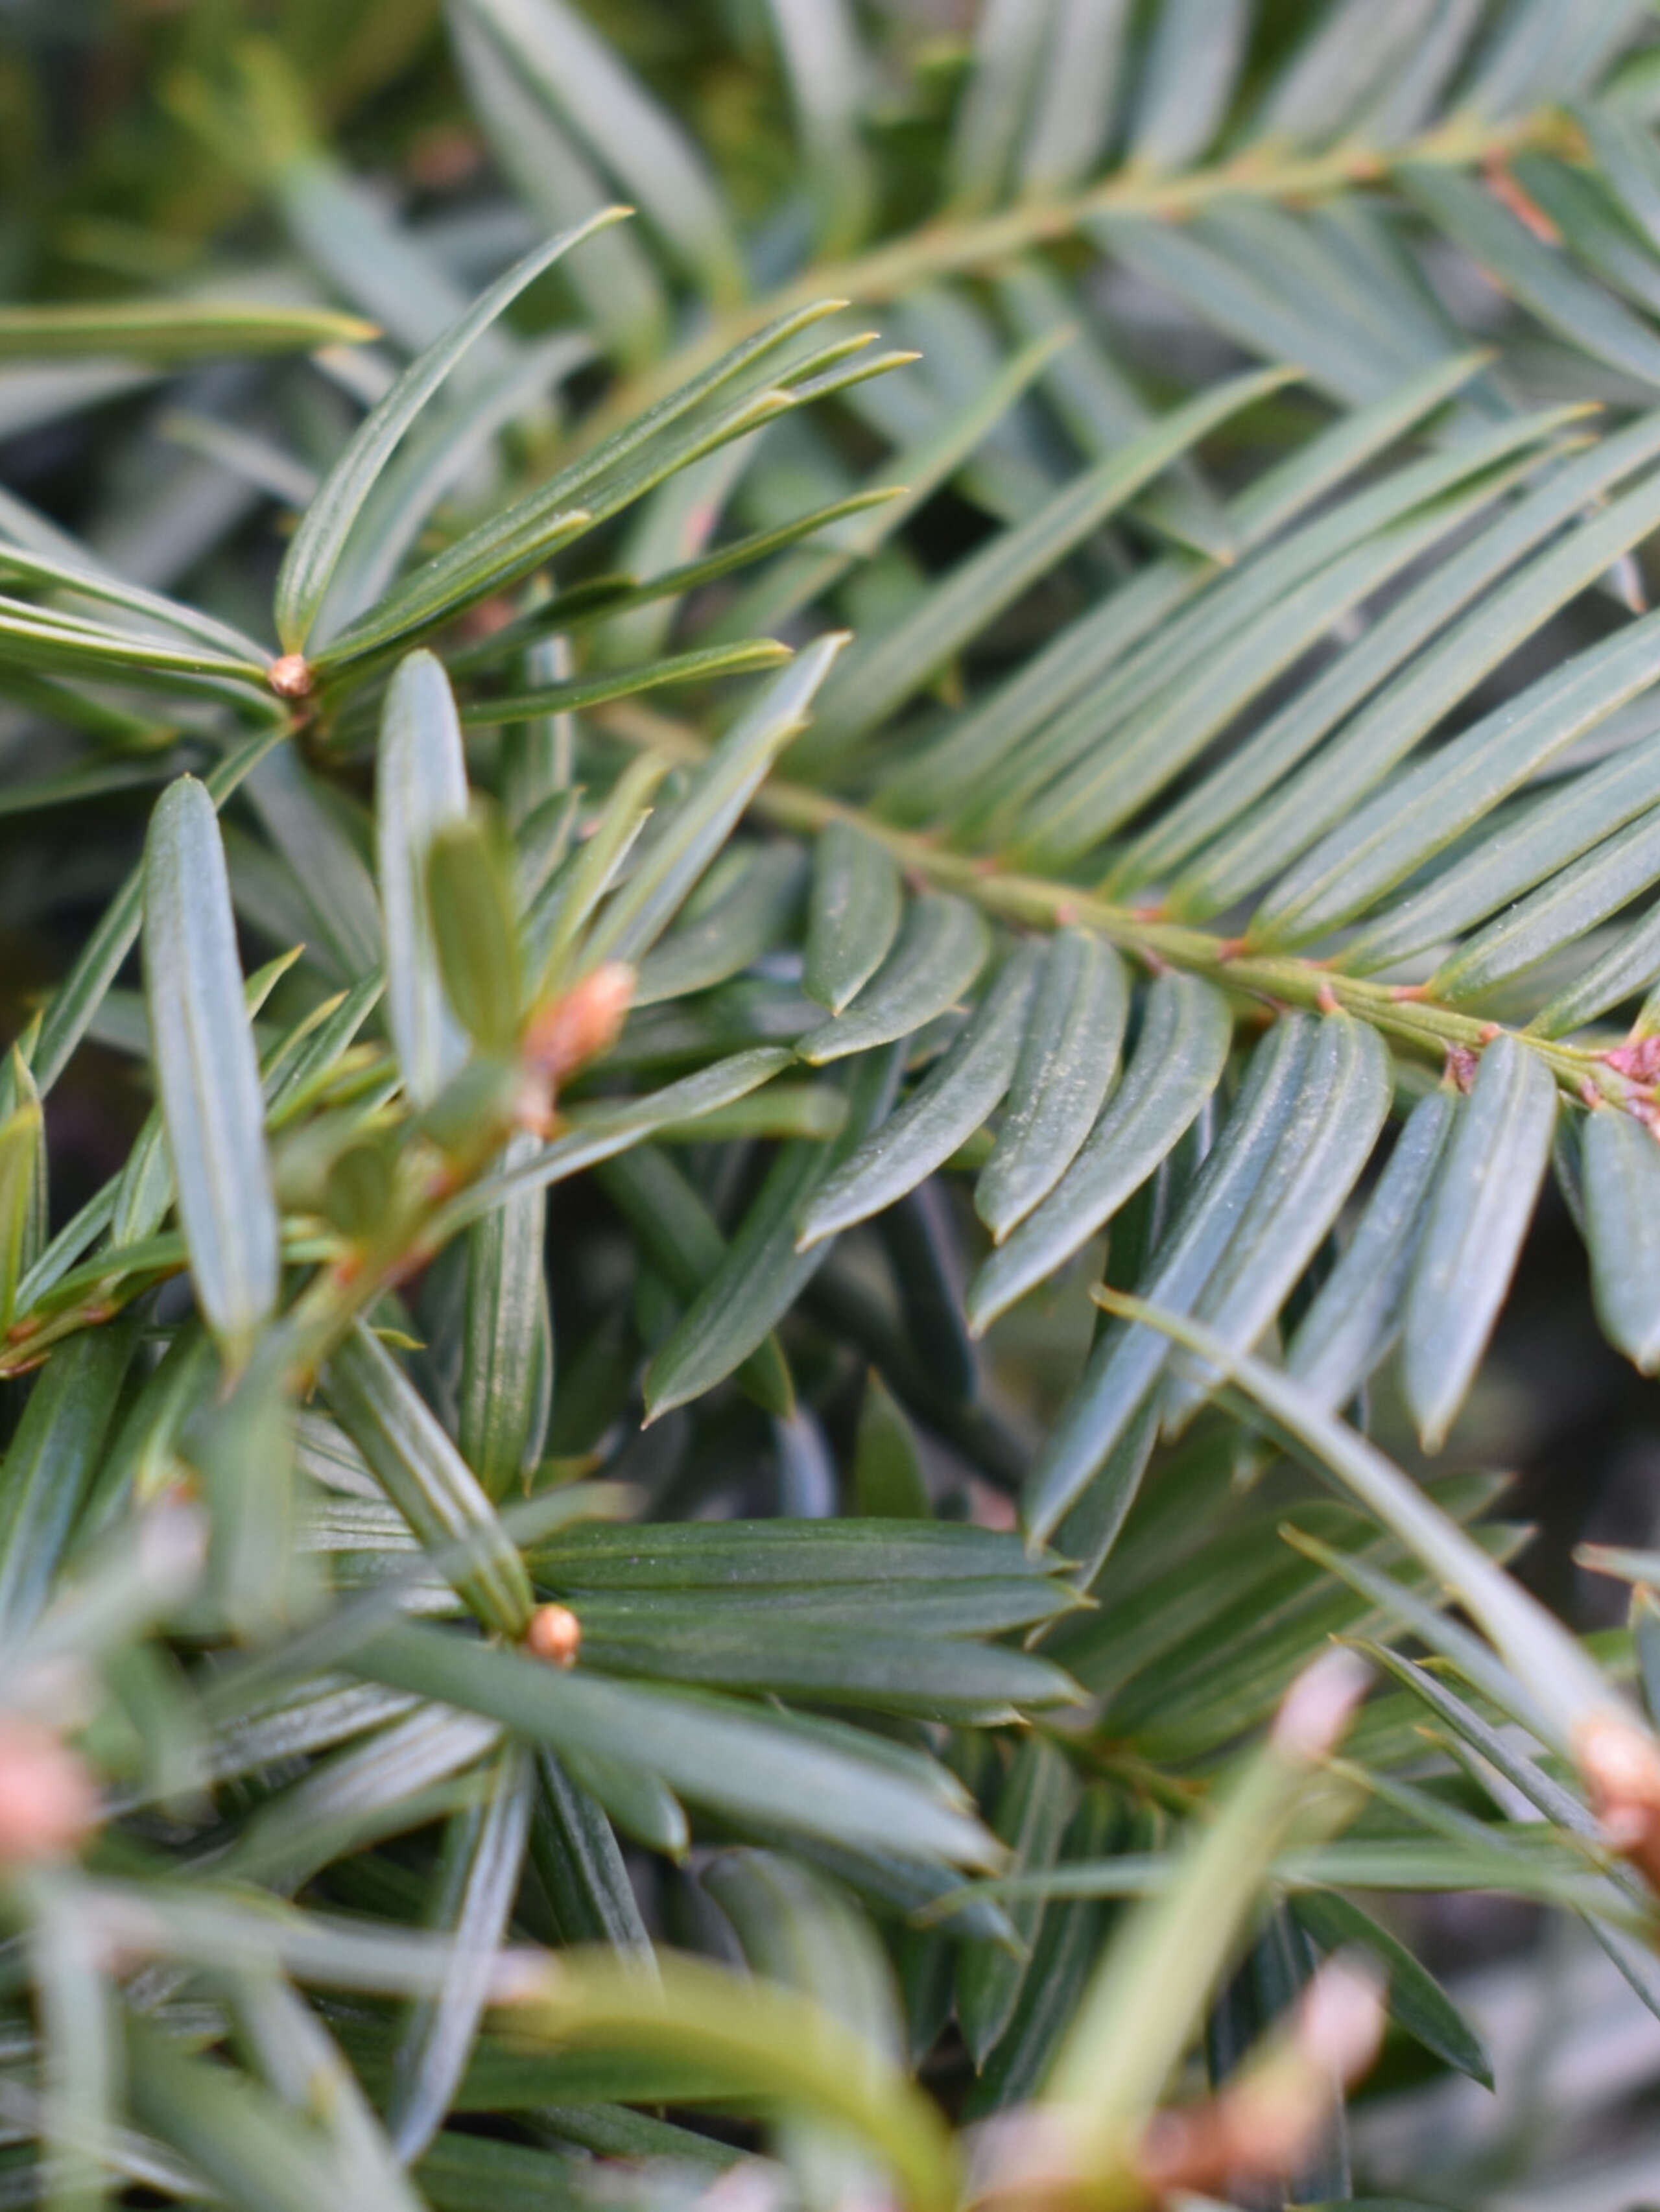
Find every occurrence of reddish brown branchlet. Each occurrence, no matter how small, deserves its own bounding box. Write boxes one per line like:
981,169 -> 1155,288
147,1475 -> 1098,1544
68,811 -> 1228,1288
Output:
1483,159 -> 1563,243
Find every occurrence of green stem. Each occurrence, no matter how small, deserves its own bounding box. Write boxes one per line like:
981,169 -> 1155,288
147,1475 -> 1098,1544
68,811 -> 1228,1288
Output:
597,700 -> 1630,1107
586,105 -> 1577,439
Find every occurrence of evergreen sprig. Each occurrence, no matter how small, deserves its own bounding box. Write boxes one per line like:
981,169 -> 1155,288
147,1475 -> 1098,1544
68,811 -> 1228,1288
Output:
6,3 -> 1660,2206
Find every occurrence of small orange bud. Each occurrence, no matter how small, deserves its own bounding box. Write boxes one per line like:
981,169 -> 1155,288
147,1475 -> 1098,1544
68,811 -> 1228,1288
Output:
268,653 -> 314,700
523,964 -> 635,1087
1270,1647 -> 1370,1765
0,1717 -> 99,1866
1576,1708 -> 1660,1888
527,1603 -> 582,1667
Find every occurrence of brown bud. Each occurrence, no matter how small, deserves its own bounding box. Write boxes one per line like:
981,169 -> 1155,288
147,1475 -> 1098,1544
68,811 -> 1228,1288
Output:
406,124 -> 485,190
1606,1034 -> 1660,1086
1137,1959 -> 1384,2203
457,595 -> 517,643
963,2110 -> 1089,2212
523,964 -> 635,1088
1446,1044 -> 1480,1093
268,653 -> 314,700
1270,1647 -> 1371,1766
1298,1954 -> 1388,2084
1575,1708 -> 1660,1888
0,1717 -> 99,1866
527,1603 -> 582,1667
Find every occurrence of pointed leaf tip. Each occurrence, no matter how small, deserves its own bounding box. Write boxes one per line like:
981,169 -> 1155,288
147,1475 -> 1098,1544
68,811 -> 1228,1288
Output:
276,209 -> 628,652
